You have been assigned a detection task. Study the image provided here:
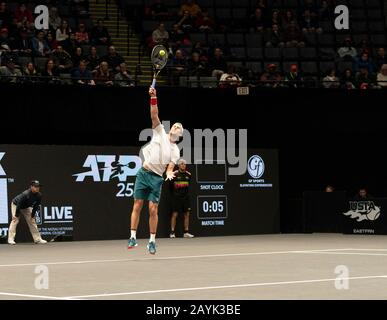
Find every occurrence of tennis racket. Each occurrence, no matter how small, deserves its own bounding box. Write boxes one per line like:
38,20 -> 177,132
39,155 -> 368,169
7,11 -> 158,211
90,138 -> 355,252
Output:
150,44 -> 168,88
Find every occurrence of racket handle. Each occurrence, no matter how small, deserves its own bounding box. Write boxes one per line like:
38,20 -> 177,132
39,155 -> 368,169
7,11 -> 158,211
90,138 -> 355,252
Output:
151,78 -> 156,88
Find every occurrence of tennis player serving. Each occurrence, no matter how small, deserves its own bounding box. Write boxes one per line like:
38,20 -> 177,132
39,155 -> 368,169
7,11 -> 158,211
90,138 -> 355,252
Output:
128,87 -> 183,254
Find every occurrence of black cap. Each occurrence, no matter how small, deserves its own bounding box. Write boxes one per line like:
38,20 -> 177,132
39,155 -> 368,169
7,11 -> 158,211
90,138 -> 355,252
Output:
30,180 -> 42,187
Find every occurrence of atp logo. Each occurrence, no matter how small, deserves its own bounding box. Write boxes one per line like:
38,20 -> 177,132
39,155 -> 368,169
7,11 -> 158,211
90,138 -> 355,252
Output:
247,155 -> 265,179
73,155 -> 142,182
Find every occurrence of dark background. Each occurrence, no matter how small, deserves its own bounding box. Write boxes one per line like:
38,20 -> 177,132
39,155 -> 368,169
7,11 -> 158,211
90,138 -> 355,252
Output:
2,83 -> 387,233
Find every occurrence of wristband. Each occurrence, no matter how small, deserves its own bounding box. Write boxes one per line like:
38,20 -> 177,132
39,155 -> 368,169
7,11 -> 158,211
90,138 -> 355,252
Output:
150,97 -> 157,106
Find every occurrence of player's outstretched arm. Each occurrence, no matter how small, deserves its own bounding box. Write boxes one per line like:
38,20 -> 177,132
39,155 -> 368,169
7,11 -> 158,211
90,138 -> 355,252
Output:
149,87 -> 161,129
165,162 -> 176,181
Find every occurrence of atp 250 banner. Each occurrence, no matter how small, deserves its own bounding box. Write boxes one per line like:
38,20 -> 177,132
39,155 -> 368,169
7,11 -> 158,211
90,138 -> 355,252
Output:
0,145 -> 279,241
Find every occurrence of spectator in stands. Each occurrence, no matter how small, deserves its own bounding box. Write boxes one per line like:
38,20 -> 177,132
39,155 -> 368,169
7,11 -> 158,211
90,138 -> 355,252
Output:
41,59 -> 60,83
0,2 -> 12,29
179,0 -> 201,18
150,0 -> 169,20
282,10 -> 296,30
322,69 -> 340,88
196,9 -> 216,32
12,28 -> 32,56
284,64 -> 303,88
86,46 -> 100,72
192,41 -> 208,60
75,23 -> 90,45
49,7 -> 62,32
283,20 -> 305,48
318,0 -> 334,21
73,59 -> 95,85
72,47 -> 85,68
337,38 -> 357,60
0,43 -> 10,65
169,24 -> 186,52
176,10 -> 195,33
358,39 -> 371,56
267,10 -> 281,31
243,68 -> 259,85
14,3 -> 33,28
52,45 -> 73,73
0,57 -> 22,82
46,32 -> 58,50
260,63 -> 282,88
115,62 -> 134,87
219,65 -> 242,88
249,8 -> 265,33
265,24 -> 284,47
22,61 -> 39,82
354,52 -> 374,74
187,52 -> 206,76
377,64 -> 387,88
102,46 -> 124,72
65,32 -> 78,54
299,9 -> 322,34
94,61 -> 114,86
356,67 -> 374,89
31,31 -> 51,57
56,20 -> 72,49
354,188 -> 373,200
0,27 -> 10,47
208,47 -> 227,79
169,49 -> 186,85
325,185 -> 334,192
341,68 -> 356,89
374,48 -> 387,72
255,0 -> 267,15
91,19 -> 111,46
151,23 -> 169,48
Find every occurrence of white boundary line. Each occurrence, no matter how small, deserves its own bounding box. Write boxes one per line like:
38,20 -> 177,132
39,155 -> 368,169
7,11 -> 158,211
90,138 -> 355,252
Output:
63,275 -> 387,299
0,248 -> 355,268
0,292 -> 63,300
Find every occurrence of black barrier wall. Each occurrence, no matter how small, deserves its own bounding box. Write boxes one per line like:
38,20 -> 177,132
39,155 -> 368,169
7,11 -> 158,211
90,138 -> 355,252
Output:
2,83 -> 387,233
0,145 -> 279,241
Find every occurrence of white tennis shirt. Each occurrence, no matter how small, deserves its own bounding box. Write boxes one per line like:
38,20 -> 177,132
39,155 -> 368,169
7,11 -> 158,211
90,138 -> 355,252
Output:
142,123 -> 180,176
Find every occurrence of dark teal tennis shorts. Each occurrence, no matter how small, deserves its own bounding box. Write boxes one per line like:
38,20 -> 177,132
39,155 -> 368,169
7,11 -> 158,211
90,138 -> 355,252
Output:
133,167 -> 164,204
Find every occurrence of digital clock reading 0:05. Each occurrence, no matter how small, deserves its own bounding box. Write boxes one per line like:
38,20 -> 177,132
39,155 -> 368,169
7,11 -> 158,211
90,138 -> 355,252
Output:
197,196 -> 228,219
202,200 -> 224,213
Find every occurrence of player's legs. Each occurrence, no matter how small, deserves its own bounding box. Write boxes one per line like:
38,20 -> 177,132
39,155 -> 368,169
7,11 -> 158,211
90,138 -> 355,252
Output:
129,168 -> 151,248
147,201 -> 158,254
8,203 -> 19,245
130,199 -> 144,231
148,201 -> 158,234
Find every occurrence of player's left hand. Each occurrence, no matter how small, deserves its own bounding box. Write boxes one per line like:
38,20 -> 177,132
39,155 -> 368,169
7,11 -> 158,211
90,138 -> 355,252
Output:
165,171 -> 176,181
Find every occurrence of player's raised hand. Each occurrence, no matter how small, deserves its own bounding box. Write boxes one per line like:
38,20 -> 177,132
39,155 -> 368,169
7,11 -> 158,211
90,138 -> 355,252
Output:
149,87 -> 157,97
165,171 -> 176,181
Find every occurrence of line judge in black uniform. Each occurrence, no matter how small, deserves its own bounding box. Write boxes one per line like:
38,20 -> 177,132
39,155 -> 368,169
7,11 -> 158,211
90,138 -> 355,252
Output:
169,159 -> 194,238
8,180 -> 47,245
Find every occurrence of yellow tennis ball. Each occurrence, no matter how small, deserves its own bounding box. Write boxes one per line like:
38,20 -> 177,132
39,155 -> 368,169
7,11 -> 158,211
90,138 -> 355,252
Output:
159,50 -> 166,56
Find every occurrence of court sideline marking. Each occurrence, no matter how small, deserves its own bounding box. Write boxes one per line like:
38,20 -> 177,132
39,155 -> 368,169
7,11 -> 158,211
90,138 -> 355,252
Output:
63,274 -> 387,299
0,248 -> 359,268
